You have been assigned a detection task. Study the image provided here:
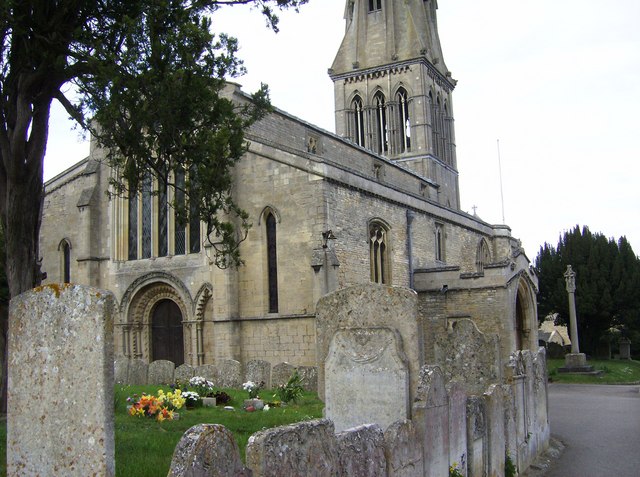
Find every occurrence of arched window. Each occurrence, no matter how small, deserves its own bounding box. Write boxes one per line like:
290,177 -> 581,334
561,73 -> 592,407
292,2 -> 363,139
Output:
158,183 -> 168,257
128,190 -> 138,260
59,239 -> 71,283
141,174 -> 152,259
266,212 -> 278,313
397,88 -> 411,152
435,223 -> 445,262
374,91 -> 388,154
429,91 -> 440,158
174,168 -> 187,255
369,221 -> 389,284
476,238 -> 491,273
352,95 -> 365,147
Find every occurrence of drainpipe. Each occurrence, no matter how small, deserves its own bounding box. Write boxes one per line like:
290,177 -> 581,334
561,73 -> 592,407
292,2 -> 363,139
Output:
406,210 -> 415,289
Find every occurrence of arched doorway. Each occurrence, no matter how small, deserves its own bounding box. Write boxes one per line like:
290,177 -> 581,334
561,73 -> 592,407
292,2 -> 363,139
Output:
151,299 -> 184,365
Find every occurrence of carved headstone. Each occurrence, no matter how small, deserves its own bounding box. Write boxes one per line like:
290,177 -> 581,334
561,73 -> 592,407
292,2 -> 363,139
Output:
168,424 -> 250,477
8,284 -> 115,476
246,419 -> 339,477
216,359 -> 242,389
337,424 -> 387,477
325,328 -> 409,433
245,359 -> 272,389
148,359 -> 175,385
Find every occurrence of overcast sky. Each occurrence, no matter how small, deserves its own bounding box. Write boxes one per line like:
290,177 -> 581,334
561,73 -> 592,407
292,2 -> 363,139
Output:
44,0 -> 640,260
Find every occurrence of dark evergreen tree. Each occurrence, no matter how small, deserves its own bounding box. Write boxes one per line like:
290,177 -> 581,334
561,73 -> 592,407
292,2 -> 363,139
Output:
535,225 -> 640,357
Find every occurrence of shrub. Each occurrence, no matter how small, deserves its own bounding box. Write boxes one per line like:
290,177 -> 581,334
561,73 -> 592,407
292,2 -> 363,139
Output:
275,370 -> 304,404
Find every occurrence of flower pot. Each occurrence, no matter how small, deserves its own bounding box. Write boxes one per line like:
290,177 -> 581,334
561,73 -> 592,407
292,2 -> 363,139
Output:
244,398 -> 264,410
202,397 -> 217,407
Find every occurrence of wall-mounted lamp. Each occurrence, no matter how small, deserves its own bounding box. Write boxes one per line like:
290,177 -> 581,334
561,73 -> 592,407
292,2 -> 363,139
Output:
322,230 -> 337,248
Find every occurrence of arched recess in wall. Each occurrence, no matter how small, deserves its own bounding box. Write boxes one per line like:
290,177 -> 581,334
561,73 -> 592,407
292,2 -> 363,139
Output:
515,275 -> 536,351
118,272 -> 193,364
193,283 -> 213,366
57,238 -> 72,283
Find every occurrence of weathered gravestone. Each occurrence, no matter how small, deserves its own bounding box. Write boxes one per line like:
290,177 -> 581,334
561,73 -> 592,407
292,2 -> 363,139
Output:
175,363 -> 196,383
316,284 -> 422,433
246,419 -> 339,477
167,424 -> 251,477
448,383 -> 468,475
128,358 -> 149,385
325,328 -> 409,432
114,356 -> 129,384
216,359 -> 242,388
297,365 -> 318,392
245,359 -> 272,389
148,359 -> 175,384
336,423 -> 387,477
384,420 -> 424,477
466,396 -> 488,477
8,284 -> 115,476
195,364 -> 217,382
271,362 -> 296,388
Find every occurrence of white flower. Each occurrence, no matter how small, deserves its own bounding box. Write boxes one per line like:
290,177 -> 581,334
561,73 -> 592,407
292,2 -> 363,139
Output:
263,404 -> 270,411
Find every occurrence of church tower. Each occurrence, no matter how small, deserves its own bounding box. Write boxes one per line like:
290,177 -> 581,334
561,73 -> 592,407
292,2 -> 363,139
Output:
330,0 -> 460,209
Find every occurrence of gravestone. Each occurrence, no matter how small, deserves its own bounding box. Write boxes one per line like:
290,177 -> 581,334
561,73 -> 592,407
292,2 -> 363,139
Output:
148,359 -> 175,384
114,356 -> 129,384
483,385 -> 505,477
466,396 -> 487,477
168,424 -> 250,477
316,284 -> 422,404
128,358 -> 149,385
272,362 -> 296,387
245,359 -> 272,389
216,359 -> 242,388
174,363 -> 196,383
448,383 -> 468,475
619,338 -> 631,360
412,365 -> 449,476
325,327 -> 409,432
383,420 -> 424,477
336,424 -> 387,477
195,364 -> 218,382
8,284 -> 115,476
297,365 -> 318,392
246,419 -> 339,477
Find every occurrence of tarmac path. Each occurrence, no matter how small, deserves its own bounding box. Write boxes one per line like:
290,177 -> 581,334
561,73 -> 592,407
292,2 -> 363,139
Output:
546,383 -> 640,477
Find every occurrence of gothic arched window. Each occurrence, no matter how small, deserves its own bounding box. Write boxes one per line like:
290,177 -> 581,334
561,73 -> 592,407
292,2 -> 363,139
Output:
397,88 -> 411,152
128,190 -> 138,260
59,239 -> 71,283
435,223 -> 445,262
374,91 -> 388,154
141,174 -> 152,259
476,238 -> 491,273
369,221 -> 389,284
352,95 -> 365,147
266,212 -> 279,313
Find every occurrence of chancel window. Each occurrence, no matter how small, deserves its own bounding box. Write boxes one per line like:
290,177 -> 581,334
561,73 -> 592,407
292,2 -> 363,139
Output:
266,212 -> 278,313
397,88 -> 411,153
368,0 -> 382,12
126,171 -> 201,260
374,92 -> 388,154
369,221 -> 389,284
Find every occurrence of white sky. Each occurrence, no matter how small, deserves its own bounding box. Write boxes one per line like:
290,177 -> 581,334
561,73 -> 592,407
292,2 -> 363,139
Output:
44,0 -> 640,260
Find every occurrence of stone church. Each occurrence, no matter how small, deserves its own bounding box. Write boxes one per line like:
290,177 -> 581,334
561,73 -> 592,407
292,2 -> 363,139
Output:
40,0 -> 539,371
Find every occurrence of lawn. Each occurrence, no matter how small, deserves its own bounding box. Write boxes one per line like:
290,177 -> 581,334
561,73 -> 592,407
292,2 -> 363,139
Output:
0,385 -> 324,477
547,358 -> 640,384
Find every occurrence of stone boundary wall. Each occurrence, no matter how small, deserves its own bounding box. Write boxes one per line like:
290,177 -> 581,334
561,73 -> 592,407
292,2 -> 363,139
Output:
168,359 -> 549,477
114,357 -> 318,392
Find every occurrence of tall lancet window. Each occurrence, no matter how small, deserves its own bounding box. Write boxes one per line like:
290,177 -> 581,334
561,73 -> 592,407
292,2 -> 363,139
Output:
266,212 -> 279,313
352,96 -> 365,147
397,88 -> 411,153
60,239 -> 71,283
368,0 -> 382,12
369,221 -> 389,284
374,91 -> 388,154
128,189 -> 138,260
141,174 -> 153,259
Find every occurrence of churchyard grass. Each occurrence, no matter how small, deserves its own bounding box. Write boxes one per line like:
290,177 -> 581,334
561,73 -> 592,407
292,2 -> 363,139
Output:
114,385 -> 323,477
547,358 -> 640,384
0,385 -> 323,477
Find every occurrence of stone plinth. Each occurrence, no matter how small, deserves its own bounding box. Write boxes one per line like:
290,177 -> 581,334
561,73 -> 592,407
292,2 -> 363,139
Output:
558,353 -> 598,374
8,284 -> 115,477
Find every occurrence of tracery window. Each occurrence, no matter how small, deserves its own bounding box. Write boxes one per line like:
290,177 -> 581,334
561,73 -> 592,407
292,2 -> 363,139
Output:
352,95 -> 365,147
397,88 -> 411,153
266,212 -> 279,313
369,221 -> 389,284
374,91 -> 388,154
476,238 -> 491,273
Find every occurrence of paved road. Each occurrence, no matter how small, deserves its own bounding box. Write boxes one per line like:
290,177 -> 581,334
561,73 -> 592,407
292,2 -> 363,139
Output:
546,383 -> 640,477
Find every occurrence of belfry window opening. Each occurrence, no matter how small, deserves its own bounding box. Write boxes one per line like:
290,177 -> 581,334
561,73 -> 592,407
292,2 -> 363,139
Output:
352,95 -> 365,147
368,0 -> 382,13
374,92 -> 388,154
397,88 -> 411,152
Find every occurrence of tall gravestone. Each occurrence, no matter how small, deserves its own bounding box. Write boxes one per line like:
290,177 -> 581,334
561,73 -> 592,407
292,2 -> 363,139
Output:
8,284 -> 115,476
316,284 -> 422,433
